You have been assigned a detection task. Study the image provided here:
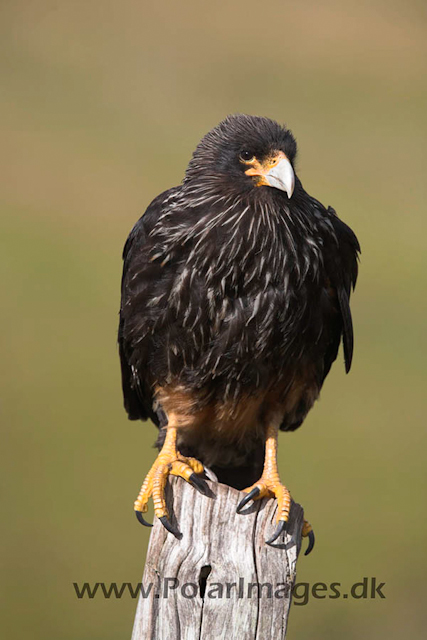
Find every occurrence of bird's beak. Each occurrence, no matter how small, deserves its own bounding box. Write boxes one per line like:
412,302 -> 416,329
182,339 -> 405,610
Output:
244,153 -> 295,198
265,157 -> 295,199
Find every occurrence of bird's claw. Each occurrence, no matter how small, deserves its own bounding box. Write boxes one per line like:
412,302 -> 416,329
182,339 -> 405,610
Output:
135,507 -> 182,538
266,518 -> 315,552
133,429 -> 205,537
159,515 -> 182,538
237,479 -> 290,545
302,519 -> 315,555
237,476 -> 292,531
304,529 -> 315,555
189,472 -> 209,495
266,519 -> 287,545
236,486 -> 261,513
237,476 -> 315,554
135,510 -> 153,527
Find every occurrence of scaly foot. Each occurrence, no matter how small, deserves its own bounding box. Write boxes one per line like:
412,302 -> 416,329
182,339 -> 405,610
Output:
134,426 -> 207,536
236,423 -> 315,554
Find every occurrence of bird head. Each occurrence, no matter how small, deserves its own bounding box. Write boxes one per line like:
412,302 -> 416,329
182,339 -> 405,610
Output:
185,114 -> 297,200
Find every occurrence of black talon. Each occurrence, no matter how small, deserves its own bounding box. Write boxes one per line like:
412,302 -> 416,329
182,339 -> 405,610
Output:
236,487 -> 260,513
159,515 -> 181,538
304,529 -> 315,556
189,473 -> 209,495
135,511 -> 153,527
266,520 -> 287,545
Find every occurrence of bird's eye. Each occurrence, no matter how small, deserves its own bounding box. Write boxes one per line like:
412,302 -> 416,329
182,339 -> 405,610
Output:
239,150 -> 255,163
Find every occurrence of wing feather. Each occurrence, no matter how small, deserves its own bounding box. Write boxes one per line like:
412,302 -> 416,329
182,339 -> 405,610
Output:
118,187 -> 179,423
326,208 -> 360,374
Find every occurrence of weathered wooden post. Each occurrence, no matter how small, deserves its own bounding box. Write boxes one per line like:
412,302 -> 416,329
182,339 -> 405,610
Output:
131,473 -> 304,639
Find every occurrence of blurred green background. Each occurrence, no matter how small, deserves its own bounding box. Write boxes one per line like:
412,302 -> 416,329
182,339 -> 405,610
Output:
1,0 -> 426,638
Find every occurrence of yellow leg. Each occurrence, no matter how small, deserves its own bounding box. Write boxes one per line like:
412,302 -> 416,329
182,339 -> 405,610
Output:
237,423 -> 315,552
134,419 -> 205,535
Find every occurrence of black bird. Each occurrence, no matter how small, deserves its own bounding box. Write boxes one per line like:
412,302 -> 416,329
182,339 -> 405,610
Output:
119,114 -> 360,551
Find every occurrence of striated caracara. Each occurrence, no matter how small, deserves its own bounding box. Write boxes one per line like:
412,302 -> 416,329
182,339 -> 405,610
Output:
118,114 -> 360,551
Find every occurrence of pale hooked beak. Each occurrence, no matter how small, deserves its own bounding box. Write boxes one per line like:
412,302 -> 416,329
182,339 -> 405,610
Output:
265,157 -> 295,198
244,153 -> 295,198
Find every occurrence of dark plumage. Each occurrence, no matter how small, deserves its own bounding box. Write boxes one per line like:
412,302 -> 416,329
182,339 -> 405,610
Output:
119,114 -> 360,492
